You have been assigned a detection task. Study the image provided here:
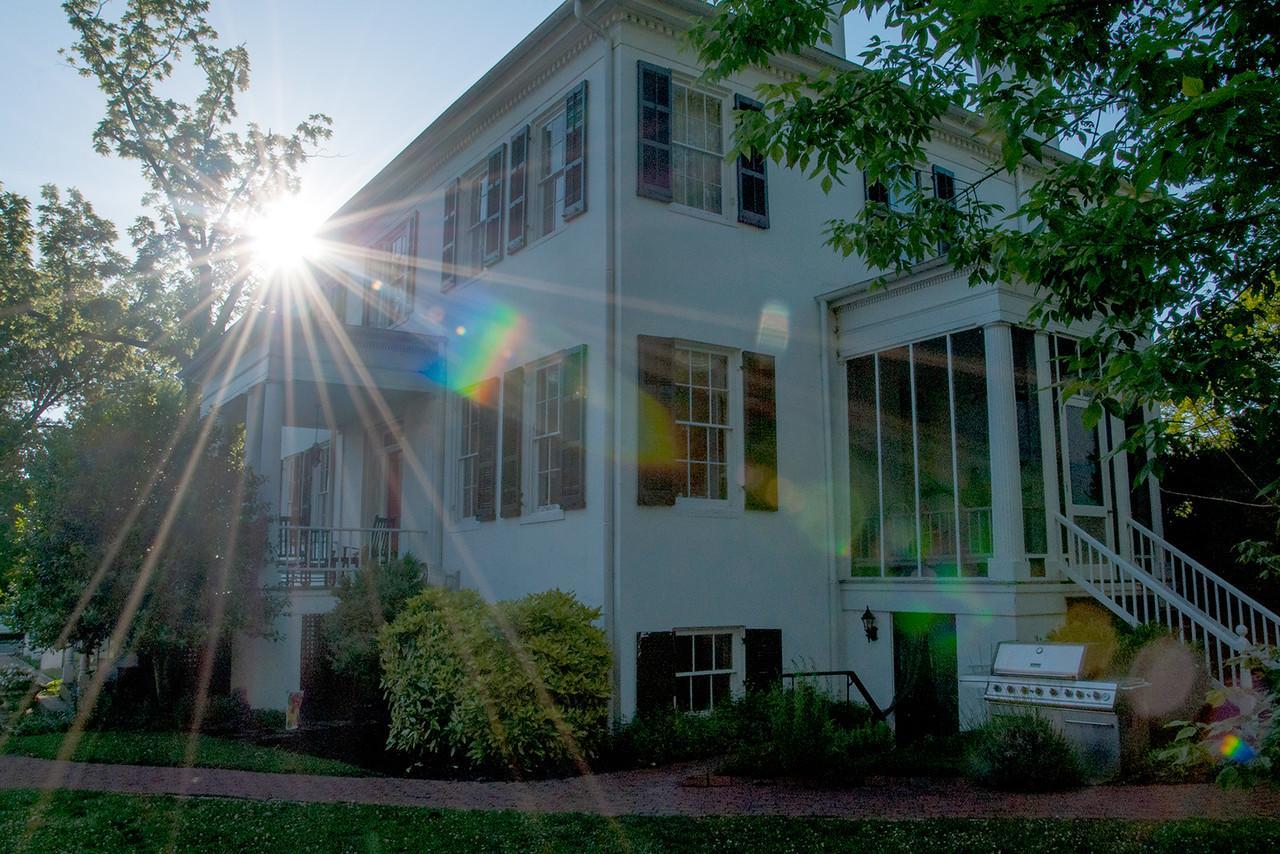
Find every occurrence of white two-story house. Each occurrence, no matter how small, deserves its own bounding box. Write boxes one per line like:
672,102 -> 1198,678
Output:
186,0 -> 1275,733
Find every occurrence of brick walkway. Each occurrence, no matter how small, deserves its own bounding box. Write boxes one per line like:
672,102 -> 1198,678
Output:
0,755 -> 1277,819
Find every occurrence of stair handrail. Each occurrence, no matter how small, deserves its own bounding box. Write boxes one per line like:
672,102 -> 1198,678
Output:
1056,512 -> 1253,687
1127,518 -> 1280,648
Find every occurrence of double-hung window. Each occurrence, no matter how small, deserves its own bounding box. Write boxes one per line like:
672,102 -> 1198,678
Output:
532,359 -> 564,510
364,213 -> 417,327
671,84 -> 724,214
457,394 -> 481,520
674,347 -> 730,500
674,629 -> 740,712
536,110 -> 568,239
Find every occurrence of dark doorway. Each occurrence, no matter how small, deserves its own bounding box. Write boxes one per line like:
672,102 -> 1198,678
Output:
891,612 -> 958,743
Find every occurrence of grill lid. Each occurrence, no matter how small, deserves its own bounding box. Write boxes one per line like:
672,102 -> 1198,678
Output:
991,642 -> 1088,680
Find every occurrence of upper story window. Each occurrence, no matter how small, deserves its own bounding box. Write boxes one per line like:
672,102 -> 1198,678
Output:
671,84 -> 724,214
637,62 -> 767,226
363,213 -> 417,328
674,347 -> 730,500
636,336 -> 778,511
444,82 -> 587,287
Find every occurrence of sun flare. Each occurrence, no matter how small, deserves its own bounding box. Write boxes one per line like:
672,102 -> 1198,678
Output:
246,198 -> 322,275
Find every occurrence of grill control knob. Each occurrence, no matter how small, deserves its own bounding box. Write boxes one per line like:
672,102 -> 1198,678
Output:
993,684 -> 1002,693
1102,692 -> 1111,702
1092,690 -> 1102,700
1034,687 -> 1043,696
1020,686 -> 1029,695
1049,688 -> 1059,697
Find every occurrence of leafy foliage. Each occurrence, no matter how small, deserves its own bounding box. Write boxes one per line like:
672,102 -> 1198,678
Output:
1,376 -> 280,699
322,555 -> 427,704
380,588 -> 611,777
967,713 -> 1083,791
60,0 -> 332,357
689,0 -> 1280,488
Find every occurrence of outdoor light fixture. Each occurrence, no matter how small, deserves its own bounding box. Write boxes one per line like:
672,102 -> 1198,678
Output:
861,607 -> 878,642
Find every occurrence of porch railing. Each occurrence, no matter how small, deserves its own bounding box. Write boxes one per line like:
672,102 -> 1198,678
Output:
275,524 -> 430,588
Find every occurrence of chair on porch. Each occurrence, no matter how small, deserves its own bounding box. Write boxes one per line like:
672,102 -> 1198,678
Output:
339,515 -> 398,569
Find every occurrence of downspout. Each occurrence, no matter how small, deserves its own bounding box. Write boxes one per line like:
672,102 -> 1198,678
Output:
818,297 -> 840,672
573,0 -> 622,720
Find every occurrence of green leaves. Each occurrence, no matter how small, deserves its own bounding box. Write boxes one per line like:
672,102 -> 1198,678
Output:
1181,75 -> 1205,97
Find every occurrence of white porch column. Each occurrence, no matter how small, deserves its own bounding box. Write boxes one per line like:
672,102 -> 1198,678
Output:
257,381 -> 284,524
984,323 -> 1028,580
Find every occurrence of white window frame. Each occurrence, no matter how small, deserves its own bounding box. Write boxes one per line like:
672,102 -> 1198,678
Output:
533,106 -> 568,241
456,392 -> 481,521
673,627 -> 745,713
527,354 -> 565,513
673,344 -> 736,507
670,80 -> 726,216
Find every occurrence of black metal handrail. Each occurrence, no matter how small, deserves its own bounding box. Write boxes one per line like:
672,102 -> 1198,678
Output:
781,669 -> 888,722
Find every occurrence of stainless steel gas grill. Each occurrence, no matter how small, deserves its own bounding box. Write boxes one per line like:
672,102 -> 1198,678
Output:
983,642 -> 1148,780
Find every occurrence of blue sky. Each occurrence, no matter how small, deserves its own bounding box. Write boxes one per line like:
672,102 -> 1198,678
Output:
1,2 -> 883,238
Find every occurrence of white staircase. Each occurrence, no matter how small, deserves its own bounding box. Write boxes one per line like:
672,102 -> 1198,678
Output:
1056,513 -> 1279,687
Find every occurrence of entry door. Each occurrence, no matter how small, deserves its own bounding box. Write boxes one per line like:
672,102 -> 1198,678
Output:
1059,396 -> 1114,548
891,613 -> 958,743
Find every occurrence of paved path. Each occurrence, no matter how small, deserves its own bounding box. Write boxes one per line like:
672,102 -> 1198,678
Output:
0,755 -> 1277,819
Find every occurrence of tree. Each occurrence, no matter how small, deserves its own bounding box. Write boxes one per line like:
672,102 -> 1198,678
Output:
690,0 -> 1279,484
60,0 -> 332,359
2,376 -> 279,700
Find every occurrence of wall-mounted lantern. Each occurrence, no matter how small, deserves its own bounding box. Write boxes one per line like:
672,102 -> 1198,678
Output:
861,607 -> 879,642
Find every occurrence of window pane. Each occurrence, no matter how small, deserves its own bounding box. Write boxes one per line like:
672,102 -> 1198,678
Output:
711,674 -> 731,706
914,337 -> 957,577
675,675 -> 691,712
847,356 -> 881,576
952,329 -> 992,576
675,633 -> 693,671
691,675 -> 711,712
692,388 -> 709,423
878,347 -> 918,576
1013,327 -> 1047,562
694,634 -> 713,672
714,634 -> 732,669
1066,403 -> 1104,506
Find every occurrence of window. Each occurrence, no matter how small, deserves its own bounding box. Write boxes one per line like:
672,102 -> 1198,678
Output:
674,347 -> 730,500
847,329 -> 993,579
442,147 -> 504,288
674,630 -> 740,712
364,214 -> 417,327
671,83 -> 724,213
458,395 -> 481,519
536,109 -> 568,239
532,359 -> 563,510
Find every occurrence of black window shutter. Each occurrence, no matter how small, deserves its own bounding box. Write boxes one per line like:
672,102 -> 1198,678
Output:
744,629 -> 783,693
742,351 -> 778,511
483,144 -> 505,266
557,345 -> 587,510
500,367 -> 524,518
563,81 -> 588,220
507,126 -> 530,253
636,335 -> 679,506
734,94 -> 769,228
474,377 -> 500,521
441,178 -> 460,290
637,62 -> 673,201
635,631 -> 676,715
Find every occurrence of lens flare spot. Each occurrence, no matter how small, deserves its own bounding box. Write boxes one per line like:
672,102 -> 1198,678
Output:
455,326 -> 467,336
756,299 -> 791,351
1220,733 -> 1256,763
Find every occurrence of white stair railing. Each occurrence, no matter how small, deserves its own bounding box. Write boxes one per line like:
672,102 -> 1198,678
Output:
1128,519 -> 1280,651
1056,513 -> 1251,687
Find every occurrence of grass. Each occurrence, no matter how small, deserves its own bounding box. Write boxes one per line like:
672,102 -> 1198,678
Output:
0,790 -> 1275,852
0,732 -> 368,777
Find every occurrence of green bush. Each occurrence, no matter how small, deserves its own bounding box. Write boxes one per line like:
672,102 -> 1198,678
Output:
380,587 -> 611,777
324,555 -> 426,706
722,682 -> 893,783
606,705 -> 741,768
11,708 -> 73,737
967,713 -> 1083,791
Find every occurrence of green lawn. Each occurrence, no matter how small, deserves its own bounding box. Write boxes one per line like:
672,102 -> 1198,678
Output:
0,732 -> 368,777
0,790 -> 1275,853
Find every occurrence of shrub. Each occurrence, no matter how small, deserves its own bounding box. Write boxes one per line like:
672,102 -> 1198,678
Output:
0,665 -> 36,697
11,707 -> 73,737
967,713 -> 1083,791
248,708 -> 286,732
722,682 -> 893,784
324,555 -> 427,706
380,587 -> 611,777
174,693 -> 251,734
605,705 -> 742,768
